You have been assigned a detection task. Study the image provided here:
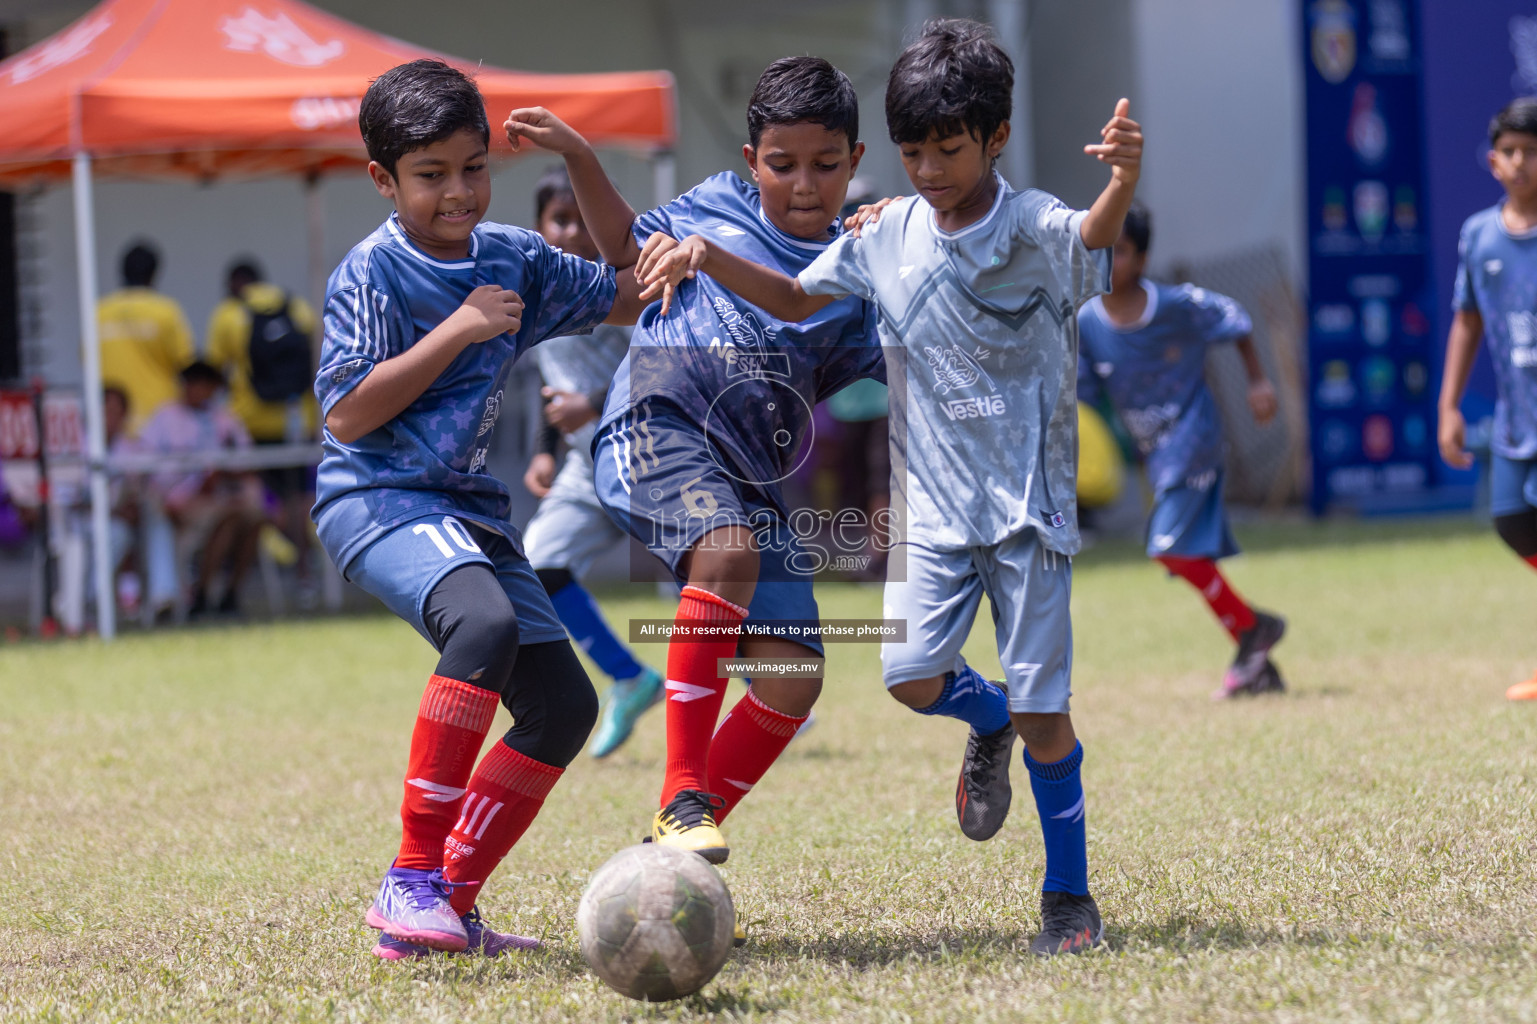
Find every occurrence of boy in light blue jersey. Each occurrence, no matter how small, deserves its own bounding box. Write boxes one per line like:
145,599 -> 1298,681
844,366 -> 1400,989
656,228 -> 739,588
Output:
1440,97 -> 1537,701
641,19 -> 1142,955
1077,204 -> 1287,699
506,57 -> 884,867
519,166 -> 663,758
311,61 -> 645,960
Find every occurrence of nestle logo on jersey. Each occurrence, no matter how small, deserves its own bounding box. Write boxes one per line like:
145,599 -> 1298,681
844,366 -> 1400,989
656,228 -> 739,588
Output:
940,395 -> 1006,420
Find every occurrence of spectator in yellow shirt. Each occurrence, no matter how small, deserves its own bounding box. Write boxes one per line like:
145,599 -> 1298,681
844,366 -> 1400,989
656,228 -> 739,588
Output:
97,241 -> 194,431
205,259 -> 319,444
205,259 -> 320,601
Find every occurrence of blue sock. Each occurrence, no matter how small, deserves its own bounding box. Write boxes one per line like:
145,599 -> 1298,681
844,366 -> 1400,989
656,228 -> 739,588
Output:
548,581 -> 645,682
1024,741 -> 1088,895
914,664 -> 1010,735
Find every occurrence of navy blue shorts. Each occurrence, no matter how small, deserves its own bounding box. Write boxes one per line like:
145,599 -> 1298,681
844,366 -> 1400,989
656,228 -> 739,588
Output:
594,401 -> 823,655
345,514 -> 566,647
1146,470 -> 1240,561
1491,453 -> 1537,518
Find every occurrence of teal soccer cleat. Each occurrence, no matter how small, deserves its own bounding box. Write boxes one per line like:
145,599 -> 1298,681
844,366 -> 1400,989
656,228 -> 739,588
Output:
590,666 -> 664,758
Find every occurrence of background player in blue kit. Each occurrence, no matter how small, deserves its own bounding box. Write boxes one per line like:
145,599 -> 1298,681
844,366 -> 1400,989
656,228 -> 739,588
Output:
640,19 -> 1141,956
311,60 -> 645,959
1076,204 -> 1287,699
520,166 -> 664,757
1439,98 -> 1537,702
505,57 -> 883,865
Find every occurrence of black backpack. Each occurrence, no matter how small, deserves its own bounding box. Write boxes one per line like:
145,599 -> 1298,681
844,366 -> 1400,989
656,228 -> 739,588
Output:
246,295 -> 312,403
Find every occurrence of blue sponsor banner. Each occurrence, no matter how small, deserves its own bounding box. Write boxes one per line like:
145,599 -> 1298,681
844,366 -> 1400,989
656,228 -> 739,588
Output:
1303,0 -> 1437,513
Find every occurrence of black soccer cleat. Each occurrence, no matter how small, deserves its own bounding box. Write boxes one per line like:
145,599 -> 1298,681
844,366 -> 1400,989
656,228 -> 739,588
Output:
1030,890 -> 1104,957
1216,611 -> 1287,698
956,713 -> 1016,841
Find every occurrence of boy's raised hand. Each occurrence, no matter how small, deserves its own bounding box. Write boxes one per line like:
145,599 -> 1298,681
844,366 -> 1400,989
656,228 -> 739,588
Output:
1085,98 -> 1143,183
451,284 -> 524,344
504,106 -> 587,155
636,232 -> 706,316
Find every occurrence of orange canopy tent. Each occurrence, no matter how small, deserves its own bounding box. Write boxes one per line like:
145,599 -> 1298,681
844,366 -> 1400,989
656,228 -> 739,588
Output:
0,0 -> 677,638
0,0 -> 675,183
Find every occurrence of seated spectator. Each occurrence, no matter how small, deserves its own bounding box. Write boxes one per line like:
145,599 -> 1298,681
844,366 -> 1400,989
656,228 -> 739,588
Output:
138,362 -> 263,617
98,386 -> 181,621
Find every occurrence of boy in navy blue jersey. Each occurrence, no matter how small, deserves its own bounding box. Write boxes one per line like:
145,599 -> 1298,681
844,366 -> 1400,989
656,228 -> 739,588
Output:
640,19 -> 1140,955
1076,205 -> 1287,699
1440,97 -> 1537,701
312,60 -> 645,960
506,57 -> 884,866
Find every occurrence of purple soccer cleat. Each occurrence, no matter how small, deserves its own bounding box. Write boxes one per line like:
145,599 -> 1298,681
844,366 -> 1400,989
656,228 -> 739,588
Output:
364,864 -> 469,952
371,907 -> 541,960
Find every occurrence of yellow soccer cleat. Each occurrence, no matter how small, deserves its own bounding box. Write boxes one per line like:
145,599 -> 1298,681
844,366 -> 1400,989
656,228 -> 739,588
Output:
1506,672 -> 1537,701
652,789 -> 729,864
733,919 -> 746,948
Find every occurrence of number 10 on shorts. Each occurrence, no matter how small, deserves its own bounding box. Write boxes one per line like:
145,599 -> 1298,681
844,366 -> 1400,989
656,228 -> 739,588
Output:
413,517 -> 483,558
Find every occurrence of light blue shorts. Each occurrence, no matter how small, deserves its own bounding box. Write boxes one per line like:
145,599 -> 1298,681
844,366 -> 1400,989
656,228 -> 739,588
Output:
345,514 -> 566,647
881,529 -> 1073,715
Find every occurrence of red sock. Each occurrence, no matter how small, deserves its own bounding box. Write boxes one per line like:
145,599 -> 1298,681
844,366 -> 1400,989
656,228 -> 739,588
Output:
661,585 -> 748,805
442,740 -> 562,914
706,688 -> 808,823
1526,554 -> 1537,571
1156,555 -> 1257,641
397,675 -> 499,869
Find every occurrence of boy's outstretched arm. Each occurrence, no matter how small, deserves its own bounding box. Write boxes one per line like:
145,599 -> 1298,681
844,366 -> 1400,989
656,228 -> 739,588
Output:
1079,98 -> 1143,250
1437,309 -> 1485,469
325,285 -> 523,443
1234,336 -> 1279,425
635,232 -> 836,322
505,107 -> 642,269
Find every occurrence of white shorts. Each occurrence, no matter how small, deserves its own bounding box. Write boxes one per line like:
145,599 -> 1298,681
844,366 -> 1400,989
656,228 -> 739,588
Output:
522,448 -> 628,577
881,529 -> 1073,715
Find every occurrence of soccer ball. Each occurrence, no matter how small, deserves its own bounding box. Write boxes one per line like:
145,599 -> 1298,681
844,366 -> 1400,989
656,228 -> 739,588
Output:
577,843 -> 736,1001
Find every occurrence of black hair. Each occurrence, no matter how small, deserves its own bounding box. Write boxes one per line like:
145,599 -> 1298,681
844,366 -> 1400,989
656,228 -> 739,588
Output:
1122,202 -> 1151,254
102,385 -> 130,414
746,56 -> 859,149
226,258 -> 262,295
359,59 -> 490,177
886,18 -> 1013,146
180,360 -> 226,388
1490,97 -> 1537,146
534,165 -> 575,222
121,242 -> 159,287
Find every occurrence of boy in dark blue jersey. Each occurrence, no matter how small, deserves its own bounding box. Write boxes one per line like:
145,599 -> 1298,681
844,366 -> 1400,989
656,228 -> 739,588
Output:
311,60 -> 645,959
1439,98 -> 1537,701
506,57 -> 884,865
1076,205 -> 1287,699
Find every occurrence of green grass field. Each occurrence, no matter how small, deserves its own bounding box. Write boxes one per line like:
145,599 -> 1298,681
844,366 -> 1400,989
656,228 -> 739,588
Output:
3,518 -> 1536,1023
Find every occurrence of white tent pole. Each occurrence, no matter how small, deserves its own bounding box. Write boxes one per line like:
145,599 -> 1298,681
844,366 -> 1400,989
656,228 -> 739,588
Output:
72,151 -> 115,640
652,150 -> 675,208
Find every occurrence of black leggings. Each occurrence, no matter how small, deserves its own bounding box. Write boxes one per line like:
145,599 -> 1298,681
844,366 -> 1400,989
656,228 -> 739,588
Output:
421,564 -> 598,767
1494,509 -> 1537,560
